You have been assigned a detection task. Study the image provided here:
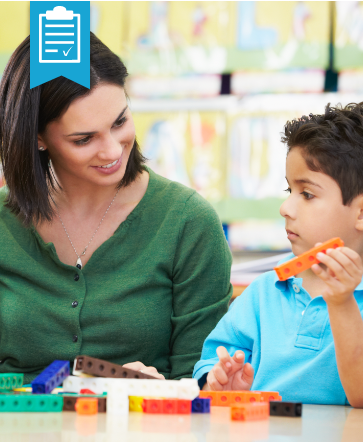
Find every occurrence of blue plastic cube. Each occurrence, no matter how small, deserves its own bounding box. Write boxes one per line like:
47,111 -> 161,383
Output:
192,397 -> 211,413
31,360 -> 70,394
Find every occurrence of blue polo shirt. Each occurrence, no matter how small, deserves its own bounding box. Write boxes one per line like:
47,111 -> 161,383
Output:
193,255 -> 363,405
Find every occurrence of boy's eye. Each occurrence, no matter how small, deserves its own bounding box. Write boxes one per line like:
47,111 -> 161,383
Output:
284,187 -> 291,194
301,191 -> 314,200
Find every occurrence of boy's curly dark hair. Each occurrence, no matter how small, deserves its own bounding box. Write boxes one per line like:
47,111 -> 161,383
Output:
282,102 -> 363,205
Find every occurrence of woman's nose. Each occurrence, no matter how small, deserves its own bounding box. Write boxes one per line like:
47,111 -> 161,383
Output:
99,134 -> 123,158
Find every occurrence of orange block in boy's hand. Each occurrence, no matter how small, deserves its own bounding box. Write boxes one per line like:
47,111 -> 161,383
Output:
274,237 -> 344,281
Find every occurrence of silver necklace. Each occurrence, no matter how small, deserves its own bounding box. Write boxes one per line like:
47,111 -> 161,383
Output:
49,161 -> 119,269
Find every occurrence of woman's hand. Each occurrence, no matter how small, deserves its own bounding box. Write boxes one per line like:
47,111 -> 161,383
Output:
122,361 -> 165,380
206,346 -> 254,391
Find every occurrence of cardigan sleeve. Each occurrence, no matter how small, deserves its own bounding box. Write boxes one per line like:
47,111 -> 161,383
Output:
169,191 -> 233,379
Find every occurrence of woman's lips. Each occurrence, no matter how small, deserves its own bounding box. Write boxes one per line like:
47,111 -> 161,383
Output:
92,154 -> 122,175
286,229 -> 299,240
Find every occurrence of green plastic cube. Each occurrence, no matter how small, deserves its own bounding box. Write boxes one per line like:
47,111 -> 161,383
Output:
0,394 -> 63,412
0,374 -> 24,391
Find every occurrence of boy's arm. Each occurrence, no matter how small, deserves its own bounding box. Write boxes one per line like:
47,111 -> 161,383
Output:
193,279 -> 260,388
312,247 -> 363,408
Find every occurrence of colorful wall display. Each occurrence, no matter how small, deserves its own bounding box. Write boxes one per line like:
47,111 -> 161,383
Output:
228,114 -> 288,200
123,1 -> 330,75
335,1 -> 363,71
0,1 -> 29,75
133,110 -> 228,202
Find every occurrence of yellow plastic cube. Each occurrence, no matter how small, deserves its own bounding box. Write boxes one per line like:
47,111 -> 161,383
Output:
129,396 -> 144,412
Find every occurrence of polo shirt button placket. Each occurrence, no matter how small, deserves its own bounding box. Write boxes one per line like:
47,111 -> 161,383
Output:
292,284 -> 300,293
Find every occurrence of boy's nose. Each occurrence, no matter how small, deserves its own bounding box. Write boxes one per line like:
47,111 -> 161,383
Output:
280,197 -> 294,219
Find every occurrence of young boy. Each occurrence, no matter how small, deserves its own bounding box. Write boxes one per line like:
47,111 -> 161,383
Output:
193,104 -> 363,407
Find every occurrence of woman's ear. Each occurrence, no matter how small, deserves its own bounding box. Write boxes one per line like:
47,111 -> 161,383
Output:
37,135 -> 46,151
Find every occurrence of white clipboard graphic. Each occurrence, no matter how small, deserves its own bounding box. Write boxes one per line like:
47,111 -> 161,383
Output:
39,6 -> 81,63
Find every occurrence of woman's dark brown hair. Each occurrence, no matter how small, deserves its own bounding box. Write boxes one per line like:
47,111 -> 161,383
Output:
0,33 -> 145,226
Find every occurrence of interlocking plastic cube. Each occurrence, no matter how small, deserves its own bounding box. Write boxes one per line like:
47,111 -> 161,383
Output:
142,398 -> 163,414
177,378 -> 200,400
199,391 -> 218,406
107,388 -> 129,415
192,397 -> 210,413
129,396 -> 144,412
270,401 -> 302,417
177,399 -> 192,414
274,237 -> 344,281
31,360 -> 70,394
162,399 -> 178,414
231,402 -> 269,421
75,398 -> 98,415
0,374 -> 23,392
258,391 -> 282,402
62,395 -> 107,412
0,394 -> 63,412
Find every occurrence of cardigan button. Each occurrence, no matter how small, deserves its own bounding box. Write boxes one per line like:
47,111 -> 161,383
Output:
74,274 -> 79,281
72,335 -> 78,343
72,301 -> 78,308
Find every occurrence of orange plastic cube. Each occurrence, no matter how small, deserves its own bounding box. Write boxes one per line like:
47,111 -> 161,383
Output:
199,391 -> 218,406
75,398 -> 98,415
162,399 -> 178,414
258,391 -> 282,402
216,392 -> 232,406
274,237 -> 344,281
177,399 -> 192,414
230,391 -> 261,404
142,399 -> 163,414
231,402 -> 269,421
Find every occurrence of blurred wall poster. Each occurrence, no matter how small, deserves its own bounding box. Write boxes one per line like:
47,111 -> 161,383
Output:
0,1 -> 29,76
123,1 -> 330,75
335,1 -> 363,71
133,111 -> 227,201
228,114 -> 288,200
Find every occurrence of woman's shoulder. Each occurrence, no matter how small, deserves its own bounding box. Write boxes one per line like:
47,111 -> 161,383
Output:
147,167 -> 218,220
0,186 -> 9,213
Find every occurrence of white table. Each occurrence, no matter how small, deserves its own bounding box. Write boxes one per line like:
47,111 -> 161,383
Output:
0,404 -> 362,441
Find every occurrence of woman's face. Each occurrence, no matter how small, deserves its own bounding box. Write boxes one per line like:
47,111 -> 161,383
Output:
39,83 -> 136,188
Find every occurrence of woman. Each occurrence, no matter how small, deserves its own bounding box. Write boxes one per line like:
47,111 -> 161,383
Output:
0,34 -> 232,384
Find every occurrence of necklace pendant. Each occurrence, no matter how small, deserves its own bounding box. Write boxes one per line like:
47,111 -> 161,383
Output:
76,257 -> 82,269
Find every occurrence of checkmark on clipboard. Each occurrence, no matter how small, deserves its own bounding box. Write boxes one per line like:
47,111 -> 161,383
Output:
63,47 -> 73,57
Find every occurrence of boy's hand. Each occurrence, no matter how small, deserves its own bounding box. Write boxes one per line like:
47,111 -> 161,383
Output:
311,245 -> 363,306
206,346 -> 254,391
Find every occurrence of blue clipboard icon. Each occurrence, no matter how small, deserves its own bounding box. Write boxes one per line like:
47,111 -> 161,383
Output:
39,6 -> 80,63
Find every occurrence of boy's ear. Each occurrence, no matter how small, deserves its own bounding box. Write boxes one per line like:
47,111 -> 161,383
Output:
356,195 -> 363,231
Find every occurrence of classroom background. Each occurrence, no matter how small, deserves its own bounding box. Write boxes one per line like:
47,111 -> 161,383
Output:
1,0 -> 363,261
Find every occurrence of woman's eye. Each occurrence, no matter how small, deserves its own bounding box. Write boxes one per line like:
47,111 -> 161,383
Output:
284,187 -> 291,194
301,191 -> 314,200
114,117 -> 127,128
74,136 -> 91,146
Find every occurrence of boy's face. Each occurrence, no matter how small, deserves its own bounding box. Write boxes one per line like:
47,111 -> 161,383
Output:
280,147 -> 363,256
